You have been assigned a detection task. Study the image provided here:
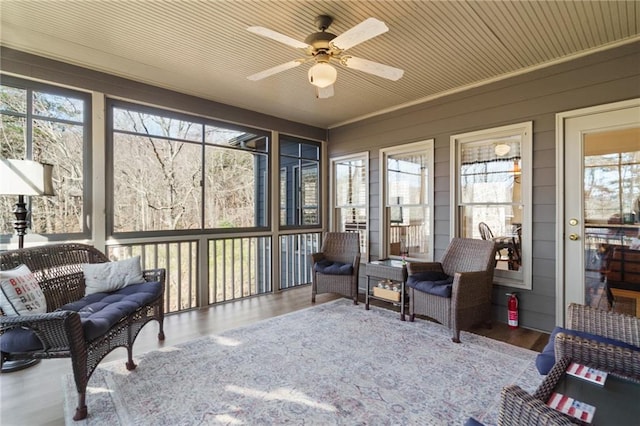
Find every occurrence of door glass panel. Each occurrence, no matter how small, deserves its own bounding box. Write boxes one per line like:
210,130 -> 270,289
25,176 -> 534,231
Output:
583,127 -> 640,316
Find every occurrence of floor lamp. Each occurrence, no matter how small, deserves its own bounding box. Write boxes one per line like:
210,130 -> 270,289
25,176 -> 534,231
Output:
0,158 -> 55,373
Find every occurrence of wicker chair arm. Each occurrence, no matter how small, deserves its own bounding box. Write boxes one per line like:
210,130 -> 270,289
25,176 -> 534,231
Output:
450,270 -> 492,307
310,252 -> 326,264
406,261 -> 444,275
1,310 -> 83,352
554,332 -> 640,382
499,385 -> 576,426
143,268 -> 166,287
351,254 -> 361,276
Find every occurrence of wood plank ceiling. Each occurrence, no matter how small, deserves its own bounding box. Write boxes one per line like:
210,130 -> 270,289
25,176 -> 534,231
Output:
1,1 -> 638,128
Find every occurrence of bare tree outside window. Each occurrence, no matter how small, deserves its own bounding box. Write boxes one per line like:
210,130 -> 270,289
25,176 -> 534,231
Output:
1,80 -> 88,238
110,103 -> 269,234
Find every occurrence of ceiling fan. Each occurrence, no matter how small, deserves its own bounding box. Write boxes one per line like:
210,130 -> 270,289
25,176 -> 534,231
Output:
247,15 -> 404,99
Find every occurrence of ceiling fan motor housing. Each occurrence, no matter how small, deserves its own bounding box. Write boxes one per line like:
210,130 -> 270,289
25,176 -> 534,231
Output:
304,31 -> 337,54
315,15 -> 333,31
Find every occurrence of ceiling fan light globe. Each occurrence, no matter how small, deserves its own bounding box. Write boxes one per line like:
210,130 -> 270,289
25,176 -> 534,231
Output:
308,63 -> 337,88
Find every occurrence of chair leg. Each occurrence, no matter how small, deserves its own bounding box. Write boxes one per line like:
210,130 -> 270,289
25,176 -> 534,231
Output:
158,319 -> 166,341
73,393 -> 88,421
157,305 -> 166,341
125,346 -> 137,371
451,329 -> 461,343
311,292 -> 316,303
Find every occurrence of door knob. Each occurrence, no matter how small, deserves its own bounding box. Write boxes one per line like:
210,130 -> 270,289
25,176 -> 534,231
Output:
569,233 -> 579,241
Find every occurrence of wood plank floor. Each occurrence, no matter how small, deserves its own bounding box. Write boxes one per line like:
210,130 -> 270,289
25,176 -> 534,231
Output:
0,286 -> 549,426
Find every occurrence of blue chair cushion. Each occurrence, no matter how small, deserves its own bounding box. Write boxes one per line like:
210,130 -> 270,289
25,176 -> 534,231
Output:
464,418 -> 484,426
0,327 -> 44,353
60,281 -> 162,342
314,260 -> 353,275
535,326 -> 640,375
406,271 -> 454,298
0,281 -> 162,353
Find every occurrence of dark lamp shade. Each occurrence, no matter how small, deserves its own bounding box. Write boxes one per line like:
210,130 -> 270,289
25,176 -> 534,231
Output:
0,159 -> 55,196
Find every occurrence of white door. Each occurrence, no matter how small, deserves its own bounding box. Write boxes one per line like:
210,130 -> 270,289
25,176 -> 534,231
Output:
558,99 -> 640,324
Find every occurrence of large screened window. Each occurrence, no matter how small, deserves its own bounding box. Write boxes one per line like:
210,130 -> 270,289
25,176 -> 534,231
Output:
0,76 -> 90,241
279,136 -> 321,227
381,140 -> 434,261
108,101 -> 269,234
451,122 -> 532,289
331,153 -> 368,258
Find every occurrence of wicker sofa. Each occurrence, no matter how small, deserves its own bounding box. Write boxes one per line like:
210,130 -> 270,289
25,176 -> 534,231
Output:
0,243 -> 165,421
500,303 -> 640,425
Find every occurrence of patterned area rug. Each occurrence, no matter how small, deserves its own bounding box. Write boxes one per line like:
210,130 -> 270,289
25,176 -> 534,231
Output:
63,299 -> 543,425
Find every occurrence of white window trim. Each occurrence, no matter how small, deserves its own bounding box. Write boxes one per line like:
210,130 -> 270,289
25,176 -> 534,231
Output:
330,151 -> 369,261
380,139 -> 435,261
450,122 -> 533,290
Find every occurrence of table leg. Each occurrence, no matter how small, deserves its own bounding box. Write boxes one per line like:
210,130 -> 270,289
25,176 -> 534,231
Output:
365,276 -> 370,310
400,281 -> 406,321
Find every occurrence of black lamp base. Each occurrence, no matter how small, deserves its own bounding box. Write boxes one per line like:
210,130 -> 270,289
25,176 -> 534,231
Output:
1,358 -> 41,373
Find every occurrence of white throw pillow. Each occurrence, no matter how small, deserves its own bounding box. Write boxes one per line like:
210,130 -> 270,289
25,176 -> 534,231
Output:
0,264 -> 47,315
82,256 -> 145,295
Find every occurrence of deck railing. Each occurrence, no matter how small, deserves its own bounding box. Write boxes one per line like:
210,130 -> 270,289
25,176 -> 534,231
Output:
280,232 -> 321,289
108,240 -> 199,314
108,231 -> 320,314
208,236 -> 272,304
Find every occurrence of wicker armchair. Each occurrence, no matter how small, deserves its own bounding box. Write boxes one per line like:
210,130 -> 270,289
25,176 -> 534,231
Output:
311,232 -> 361,304
407,237 -> 496,343
554,303 -> 640,381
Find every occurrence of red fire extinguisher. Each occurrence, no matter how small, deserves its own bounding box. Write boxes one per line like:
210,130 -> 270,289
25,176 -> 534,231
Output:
507,292 -> 518,329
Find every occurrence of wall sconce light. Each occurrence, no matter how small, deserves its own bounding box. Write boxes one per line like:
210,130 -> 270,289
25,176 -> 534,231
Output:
513,159 -> 522,184
513,160 -> 521,175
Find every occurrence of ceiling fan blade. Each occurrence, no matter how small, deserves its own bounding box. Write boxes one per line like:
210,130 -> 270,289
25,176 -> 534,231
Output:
330,18 -> 389,51
315,85 -> 334,99
340,56 -> 404,81
247,60 -> 304,81
247,26 -> 309,49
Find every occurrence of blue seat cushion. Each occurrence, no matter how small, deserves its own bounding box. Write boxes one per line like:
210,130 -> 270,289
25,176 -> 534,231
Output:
464,418 -> 484,426
60,281 -> 162,342
0,327 -> 44,353
406,271 -> 454,298
314,260 -> 353,275
0,281 -> 162,353
535,326 -> 640,375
